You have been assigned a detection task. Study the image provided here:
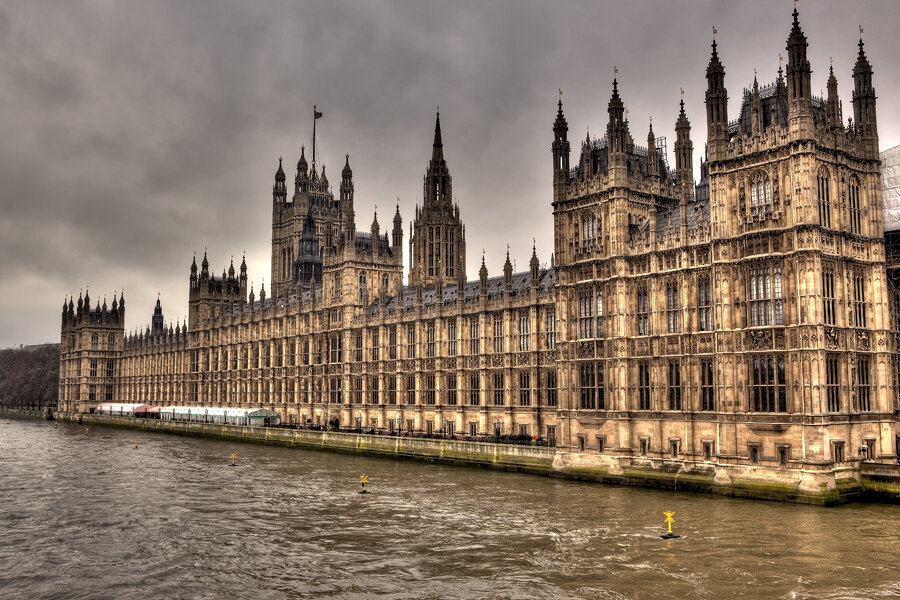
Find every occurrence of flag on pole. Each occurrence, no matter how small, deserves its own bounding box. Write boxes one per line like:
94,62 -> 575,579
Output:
315,109 -> 323,119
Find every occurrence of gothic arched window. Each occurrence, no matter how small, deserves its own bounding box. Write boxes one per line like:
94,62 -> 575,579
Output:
848,176 -> 862,234
749,172 -> 772,216
358,273 -> 367,303
817,168 -> 831,228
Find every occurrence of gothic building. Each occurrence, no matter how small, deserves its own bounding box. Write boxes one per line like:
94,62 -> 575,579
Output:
59,9 -> 899,489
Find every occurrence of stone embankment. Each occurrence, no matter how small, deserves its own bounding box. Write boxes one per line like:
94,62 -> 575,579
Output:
4,409 -> 899,505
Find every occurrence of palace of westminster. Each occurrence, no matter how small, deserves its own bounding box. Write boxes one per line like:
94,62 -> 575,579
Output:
58,10 -> 900,476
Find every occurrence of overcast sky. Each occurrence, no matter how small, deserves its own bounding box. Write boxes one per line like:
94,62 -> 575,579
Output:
1,0 -> 898,347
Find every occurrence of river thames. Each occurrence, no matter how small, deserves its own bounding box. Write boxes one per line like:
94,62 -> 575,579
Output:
1,419 -> 898,599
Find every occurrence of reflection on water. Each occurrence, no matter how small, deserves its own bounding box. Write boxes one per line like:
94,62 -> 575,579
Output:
1,419 -> 898,599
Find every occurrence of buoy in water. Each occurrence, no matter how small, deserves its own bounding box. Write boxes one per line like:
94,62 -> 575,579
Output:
660,511 -> 681,539
359,474 -> 370,494
230,452 -> 237,466
134,438 -> 139,449
84,427 -> 89,435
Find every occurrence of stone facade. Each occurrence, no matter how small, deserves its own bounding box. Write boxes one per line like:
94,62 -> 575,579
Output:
59,9 -> 900,489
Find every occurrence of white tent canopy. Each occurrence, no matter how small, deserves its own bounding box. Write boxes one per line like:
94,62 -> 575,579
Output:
158,406 -> 280,426
882,145 -> 900,231
95,403 -> 152,415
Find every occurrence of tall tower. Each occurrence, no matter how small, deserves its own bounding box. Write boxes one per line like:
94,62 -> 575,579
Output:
705,38 -> 728,160
852,36 -> 878,152
409,110 -> 467,289
786,7 -> 813,138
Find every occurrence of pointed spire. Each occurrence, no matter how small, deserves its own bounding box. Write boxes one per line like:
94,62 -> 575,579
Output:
342,152 -> 352,177
826,60 -> 843,131
852,30 -> 877,140
432,108 -> 444,163
503,246 -> 513,290
275,157 -> 285,181
228,257 -> 235,279
646,120 -> 660,179
298,145 -> 307,171
479,250 -> 488,291
530,241 -> 540,283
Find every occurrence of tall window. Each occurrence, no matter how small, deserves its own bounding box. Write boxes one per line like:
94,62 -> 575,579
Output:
545,310 -> 556,349
667,361 -> 681,410
445,230 -> 455,277
579,363 -> 603,409
817,169 -> 831,228
426,322 -> 436,357
447,374 -> 457,405
388,327 -> 397,359
748,265 -> 783,326
468,373 -> 480,405
637,286 -> 649,335
370,376 -> 380,404
546,370 -> 558,407
853,272 -> 867,328
388,376 -> 397,404
638,362 -> 651,410
493,317 -> 503,353
858,355 -> 871,412
406,375 -> 415,405
105,360 -> 114,378
329,335 -> 342,364
518,313 -> 530,351
407,326 -> 416,358
371,329 -> 380,361
107,334 -> 115,350
848,176 -> 861,235
579,291 -> 594,339
91,334 -> 98,350
469,318 -> 480,355
424,375 -> 436,405
822,269 -> 836,326
826,354 -> 840,412
701,359 -> 715,411
329,378 -> 342,404
750,355 -> 787,412
749,172 -> 773,216
698,277 -> 712,331
492,373 -> 504,406
358,273 -> 367,303
666,282 -> 680,333
581,213 -> 597,246
519,372 -> 531,406
355,332 -> 363,362
448,322 -> 457,356
90,359 -> 98,377
353,377 -> 363,404
596,289 -> 604,338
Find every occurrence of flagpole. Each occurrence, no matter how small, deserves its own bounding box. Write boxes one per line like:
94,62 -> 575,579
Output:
313,104 -> 317,166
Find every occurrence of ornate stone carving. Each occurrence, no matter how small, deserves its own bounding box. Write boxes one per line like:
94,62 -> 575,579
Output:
824,327 -> 838,350
749,329 -> 772,351
857,331 -> 870,351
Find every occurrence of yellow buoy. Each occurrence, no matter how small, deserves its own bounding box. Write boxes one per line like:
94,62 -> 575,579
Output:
661,511 -> 680,539
230,452 -> 237,466
85,427 -> 89,435
134,438 -> 139,449
359,474 -> 370,494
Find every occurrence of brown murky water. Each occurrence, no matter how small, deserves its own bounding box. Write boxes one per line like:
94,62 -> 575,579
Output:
1,419 -> 898,599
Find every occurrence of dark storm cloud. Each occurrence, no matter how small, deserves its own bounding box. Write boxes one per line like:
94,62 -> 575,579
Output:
1,0 -> 897,346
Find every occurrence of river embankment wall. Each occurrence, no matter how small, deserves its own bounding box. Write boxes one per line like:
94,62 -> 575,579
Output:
5,409 -> 899,505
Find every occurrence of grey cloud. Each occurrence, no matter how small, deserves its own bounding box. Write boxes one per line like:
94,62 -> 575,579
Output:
1,0 -> 897,346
